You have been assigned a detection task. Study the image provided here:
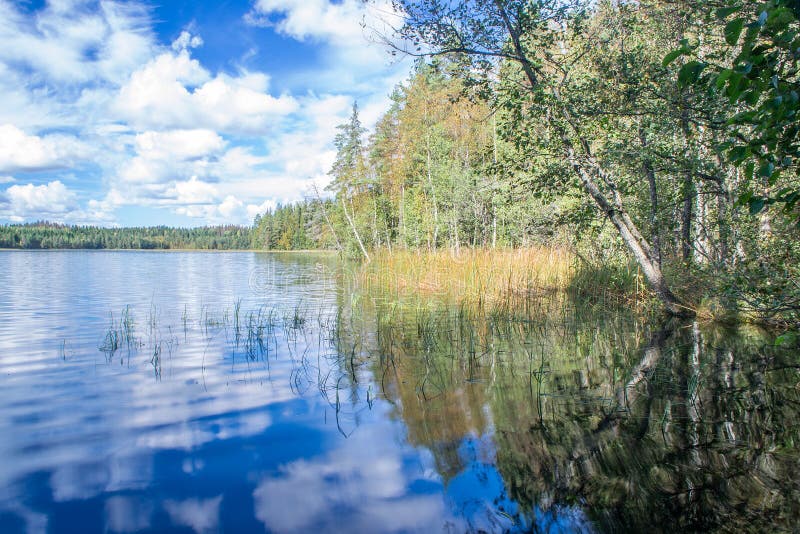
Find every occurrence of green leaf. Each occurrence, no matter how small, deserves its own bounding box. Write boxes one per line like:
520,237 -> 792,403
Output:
766,7 -> 795,31
745,88 -> 762,105
728,145 -> 751,164
727,74 -> 748,103
678,61 -> 706,87
749,197 -> 766,215
725,18 -> 745,45
737,191 -> 753,205
744,161 -> 756,179
730,110 -> 758,123
662,48 -> 686,67
775,332 -> 797,347
716,68 -> 734,90
784,191 -> 799,210
716,6 -> 743,19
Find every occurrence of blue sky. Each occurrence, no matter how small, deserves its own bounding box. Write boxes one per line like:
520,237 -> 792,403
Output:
0,0 -> 407,227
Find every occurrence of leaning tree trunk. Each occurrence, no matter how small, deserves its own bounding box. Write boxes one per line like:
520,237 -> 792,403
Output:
494,0 -> 693,317
341,196 -> 370,263
561,138 -> 690,316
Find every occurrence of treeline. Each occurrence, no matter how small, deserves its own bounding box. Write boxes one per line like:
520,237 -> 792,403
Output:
0,222 -> 252,250
251,200 -> 338,250
294,0 -> 800,321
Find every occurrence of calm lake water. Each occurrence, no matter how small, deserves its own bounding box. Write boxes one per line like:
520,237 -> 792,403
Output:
0,251 -> 798,533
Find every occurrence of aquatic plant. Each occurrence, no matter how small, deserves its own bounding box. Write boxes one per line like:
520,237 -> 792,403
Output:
355,248 -> 649,317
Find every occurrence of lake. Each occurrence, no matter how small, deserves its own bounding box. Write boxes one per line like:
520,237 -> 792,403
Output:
0,251 -> 797,533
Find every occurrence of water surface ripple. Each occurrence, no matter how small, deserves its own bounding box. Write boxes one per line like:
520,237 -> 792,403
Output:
0,251 -> 797,533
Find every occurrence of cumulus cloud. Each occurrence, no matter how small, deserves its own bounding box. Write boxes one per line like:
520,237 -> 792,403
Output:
135,129 -> 225,161
115,48 -> 298,134
1,180 -> 79,221
115,129 -> 224,188
0,0 -> 408,226
0,0 -> 154,84
246,0 -> 375,44
171,30 -> 204,52
0,124 -> 89,173
252,424 -> 446,533
244,0 -> 406,93
174,195 -> 246,224
246,199 -> 277,221
168,176 -> 219,205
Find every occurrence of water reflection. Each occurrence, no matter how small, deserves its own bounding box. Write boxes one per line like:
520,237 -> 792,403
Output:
0,251 -> 797,533
362,301 -> 800,532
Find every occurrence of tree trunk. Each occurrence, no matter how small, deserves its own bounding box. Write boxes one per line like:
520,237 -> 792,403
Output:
312,185 -> 343,253
680,109 -> 694,262
639,126 -> 662,267
492,211 -> 497,249
495,1 -> 692,317
682,170 -> 694,261
400,184 -> 406,248
372,194 -> 379,248
562,138 -> 691,316
341,197 -> 370,262
717,187 -> 729,264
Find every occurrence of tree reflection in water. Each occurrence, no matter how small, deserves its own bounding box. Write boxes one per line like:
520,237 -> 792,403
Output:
350,298 -> 800,533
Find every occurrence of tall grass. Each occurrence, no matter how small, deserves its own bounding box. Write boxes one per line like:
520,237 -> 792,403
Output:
358,247 -> 646,310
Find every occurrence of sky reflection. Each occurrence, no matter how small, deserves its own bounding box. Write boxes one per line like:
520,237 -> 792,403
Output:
0,251 -> 530,533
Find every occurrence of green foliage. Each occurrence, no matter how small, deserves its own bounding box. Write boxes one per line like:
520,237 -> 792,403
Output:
0,222 -> 252,250
250,200 -> 337,250
666,0 -> 800,221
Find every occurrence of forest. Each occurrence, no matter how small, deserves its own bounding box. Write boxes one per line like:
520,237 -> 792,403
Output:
252,0 -> 800,325
0,222 -> 252,250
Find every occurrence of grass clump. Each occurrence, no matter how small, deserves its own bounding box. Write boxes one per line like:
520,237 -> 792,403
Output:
357,247 -> 646,311
360,247 -> 574,304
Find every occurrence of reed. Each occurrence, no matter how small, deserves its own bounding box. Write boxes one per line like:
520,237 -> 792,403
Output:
356,247 -> 644,310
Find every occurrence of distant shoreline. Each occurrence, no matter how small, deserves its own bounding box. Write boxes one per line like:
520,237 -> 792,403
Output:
0,248 -> 337,253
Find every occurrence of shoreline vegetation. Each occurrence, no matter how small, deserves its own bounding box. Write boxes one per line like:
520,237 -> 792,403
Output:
0,222 -> 252,250
1,221 -> 797,329
357,247 -> 647,309
355,248 -> 792,329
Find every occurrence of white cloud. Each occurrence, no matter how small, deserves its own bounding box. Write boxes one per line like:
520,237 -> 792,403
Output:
171,30 -> 204,52
0,0 -> 410,226
0,124 -> 89,173
247,0 -> 372,44
135,130 -> 225,161
173,195 -> 250,225
105,496 -> 152,533
0,0 -> 154,84
217,146 -> 268,176
164,496 -> 223,534
246,199 -> 277,220
252,423 -> 446,534
0,64 -> 59,130
245,0 -> 406,94
218,195 -> 244,218
168,176 -> 219,205
116,49 -> 298,134
1,180 -> 79,221
115,129 -> 224,188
